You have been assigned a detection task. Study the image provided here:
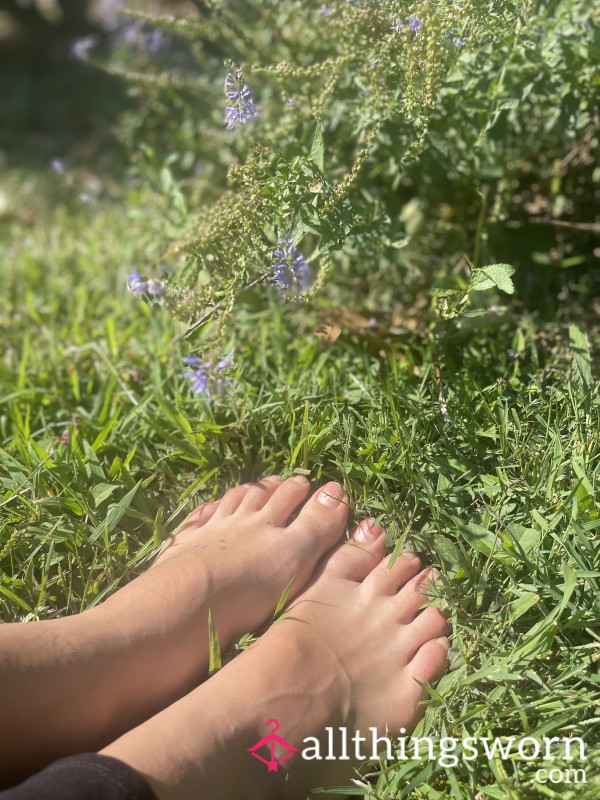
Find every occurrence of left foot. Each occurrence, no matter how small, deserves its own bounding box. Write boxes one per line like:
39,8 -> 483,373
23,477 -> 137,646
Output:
98,475 -> 361,701
2,476 -> 380,784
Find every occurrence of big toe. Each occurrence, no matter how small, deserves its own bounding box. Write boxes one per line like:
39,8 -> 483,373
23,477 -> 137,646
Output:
287,481 -> 350,556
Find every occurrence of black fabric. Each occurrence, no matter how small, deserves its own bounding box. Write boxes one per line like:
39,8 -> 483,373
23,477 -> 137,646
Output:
0,754 -> 158,800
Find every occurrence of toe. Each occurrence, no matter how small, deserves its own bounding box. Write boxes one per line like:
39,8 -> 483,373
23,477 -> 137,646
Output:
236,475 -> 283,512
317,519 -> 386,581
212,485 -> 251,518
182,500 -> 220,529
402,606 -> 451,660
260,475 -> 313,527
168,501 -> 220,548
400,637 -> 450,727
286,481 -> 349,551
361,549 -> 422,596
395,568 -> 440,621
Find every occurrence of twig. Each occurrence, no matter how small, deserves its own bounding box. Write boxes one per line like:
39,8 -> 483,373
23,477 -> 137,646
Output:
508,218 -> 600,233
173,270 -> 273,344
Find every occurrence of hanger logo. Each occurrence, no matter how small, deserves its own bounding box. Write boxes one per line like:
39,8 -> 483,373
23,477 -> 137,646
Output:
247,719 -> 299,772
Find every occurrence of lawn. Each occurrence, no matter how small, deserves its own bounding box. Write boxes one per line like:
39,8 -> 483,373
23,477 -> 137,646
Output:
1,0 -> 599,798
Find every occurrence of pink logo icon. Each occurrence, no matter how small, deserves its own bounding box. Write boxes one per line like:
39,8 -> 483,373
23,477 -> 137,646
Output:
247,719 -> 299,772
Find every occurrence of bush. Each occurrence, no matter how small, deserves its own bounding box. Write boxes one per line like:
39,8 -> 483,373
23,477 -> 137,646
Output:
76,0 -> 597,370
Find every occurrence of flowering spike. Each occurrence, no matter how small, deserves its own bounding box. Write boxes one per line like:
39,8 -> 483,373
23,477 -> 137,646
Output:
183,357 -> 233,398
271,233 -> 314,300
224,64 -> 258,130
127,273 -> 167,301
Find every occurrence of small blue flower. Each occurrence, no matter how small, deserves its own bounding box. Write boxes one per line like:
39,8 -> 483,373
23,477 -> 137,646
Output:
321,4 -> 334,16
127,273 -> 167,301
51,158 -> 64,174
453,36 -> 467,46
272,233 -> 314,299
224,65 -> 258,130
183,357 -> 232,397
408,15 -> 421,33
128,273 -> 148,297
391,20 -> 404,32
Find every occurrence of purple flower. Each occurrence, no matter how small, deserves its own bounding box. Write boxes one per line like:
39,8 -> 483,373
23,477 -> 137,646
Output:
408,15 -> 421,33
391,20 -> 404,31
224,65 -> 258,130
128,273 -> 148,297
183,357 -> 233,397
127,273 -> 167,301
321,4 -> 334,16
272,233 -> 314,299
61,429 -> 70,447
51,158 -> 64,174
453,36 -> 467,46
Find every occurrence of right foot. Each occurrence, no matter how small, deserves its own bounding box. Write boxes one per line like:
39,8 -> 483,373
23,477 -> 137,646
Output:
102,526 -> 451,799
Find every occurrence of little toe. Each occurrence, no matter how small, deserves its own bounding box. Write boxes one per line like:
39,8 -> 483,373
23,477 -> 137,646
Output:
361,549 -> 422,595
287,481 -> 349,551
317,519 -> 386,581
159,502 -> 221,554
236,475 -> 283,512
181,500 -> 220,531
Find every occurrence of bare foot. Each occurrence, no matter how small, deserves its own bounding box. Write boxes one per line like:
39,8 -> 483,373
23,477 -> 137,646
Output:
98,476 -> 360,702
102,527 -> 450,799
1,476 -> 374,784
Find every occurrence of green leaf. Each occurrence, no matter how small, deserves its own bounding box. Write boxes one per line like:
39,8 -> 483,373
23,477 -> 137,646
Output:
471,264 -> 515,294
569,324 -> 592,389
91,482 -> 120,508
309,119 -> 324,172
0,584 -> 32,612
432,534 -> 467,575
454,519 -> 500,558
208,609 -> 222,674
90,481 -> 142,541
273,575 -> 296,618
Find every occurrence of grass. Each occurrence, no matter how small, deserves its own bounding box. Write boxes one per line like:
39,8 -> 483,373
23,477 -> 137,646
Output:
1,179 -> 598,798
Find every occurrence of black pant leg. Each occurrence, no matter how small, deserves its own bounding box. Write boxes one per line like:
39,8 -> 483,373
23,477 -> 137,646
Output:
0,754 -> 158,800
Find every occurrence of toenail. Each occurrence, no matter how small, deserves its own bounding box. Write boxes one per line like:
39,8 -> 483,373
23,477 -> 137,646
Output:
402,549 -> 418,560
264,475 -> 281,482
293,475 -> 309,484
353,519 -> 381,544
317,482 -> 345,507
436,636 -> 450,651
